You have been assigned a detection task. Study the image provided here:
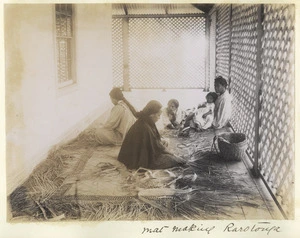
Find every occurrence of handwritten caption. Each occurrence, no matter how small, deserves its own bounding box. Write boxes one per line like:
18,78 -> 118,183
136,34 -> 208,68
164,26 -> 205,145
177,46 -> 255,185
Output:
141,222 -> 281,235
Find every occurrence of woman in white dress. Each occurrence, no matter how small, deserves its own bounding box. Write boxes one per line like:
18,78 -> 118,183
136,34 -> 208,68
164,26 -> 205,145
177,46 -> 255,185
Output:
95,88 -> 137,145
213,76 -> 232,129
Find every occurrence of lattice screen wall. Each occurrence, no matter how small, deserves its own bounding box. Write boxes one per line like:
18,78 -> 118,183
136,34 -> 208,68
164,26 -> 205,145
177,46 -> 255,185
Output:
230,5 -> 259,159
216,5 -> 231,80
259,4 -> 295,218
214,4 -> 295,219
112,16 -> 207,89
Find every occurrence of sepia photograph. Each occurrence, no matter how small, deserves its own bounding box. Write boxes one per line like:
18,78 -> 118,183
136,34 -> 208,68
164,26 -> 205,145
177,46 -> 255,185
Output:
0,0 -> 299,237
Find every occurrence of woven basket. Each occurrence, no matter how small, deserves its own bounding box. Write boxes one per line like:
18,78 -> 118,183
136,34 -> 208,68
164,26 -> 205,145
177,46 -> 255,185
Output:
213,132 -> 248,161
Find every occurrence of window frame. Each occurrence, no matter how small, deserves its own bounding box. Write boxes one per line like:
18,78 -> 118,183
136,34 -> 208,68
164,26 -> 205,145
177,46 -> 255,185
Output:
54,4 -> 77,90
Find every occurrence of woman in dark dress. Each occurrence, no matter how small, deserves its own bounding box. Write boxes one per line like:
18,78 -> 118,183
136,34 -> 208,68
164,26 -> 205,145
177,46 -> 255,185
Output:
118,100 -> 185,170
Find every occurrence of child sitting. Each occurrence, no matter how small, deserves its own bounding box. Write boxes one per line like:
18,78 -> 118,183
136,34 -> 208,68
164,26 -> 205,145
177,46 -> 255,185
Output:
180,92 -> 218,134
193,92 -> 218,131
161,99 -> 186,129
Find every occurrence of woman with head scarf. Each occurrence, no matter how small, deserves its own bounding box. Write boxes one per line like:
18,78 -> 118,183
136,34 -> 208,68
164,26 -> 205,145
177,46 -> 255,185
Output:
118,100 -> 186,170
94,88 -> 137,145
161,99 -> 186,129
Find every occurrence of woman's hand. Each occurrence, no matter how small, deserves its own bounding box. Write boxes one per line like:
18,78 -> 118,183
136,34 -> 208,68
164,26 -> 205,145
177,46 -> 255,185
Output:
173,121 -> 180,128
166,123 -> 175,129
161,138 -> 169,147
196,127 -> 205,132
197,103 -> 205,109
203,110 -> 212,119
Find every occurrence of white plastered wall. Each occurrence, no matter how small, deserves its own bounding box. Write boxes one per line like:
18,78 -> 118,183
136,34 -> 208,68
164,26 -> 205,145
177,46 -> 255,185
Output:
5,4 -> 113,194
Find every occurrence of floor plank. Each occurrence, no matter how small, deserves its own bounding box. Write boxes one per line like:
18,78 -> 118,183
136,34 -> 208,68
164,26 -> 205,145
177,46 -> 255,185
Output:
242,204 -> 273,220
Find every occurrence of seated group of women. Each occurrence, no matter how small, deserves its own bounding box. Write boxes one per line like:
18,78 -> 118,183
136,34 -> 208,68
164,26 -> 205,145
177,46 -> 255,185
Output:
95,76 -> 232,170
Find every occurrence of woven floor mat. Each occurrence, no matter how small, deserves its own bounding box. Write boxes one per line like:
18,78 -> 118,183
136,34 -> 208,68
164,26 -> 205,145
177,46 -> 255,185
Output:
9,126 -> 269,221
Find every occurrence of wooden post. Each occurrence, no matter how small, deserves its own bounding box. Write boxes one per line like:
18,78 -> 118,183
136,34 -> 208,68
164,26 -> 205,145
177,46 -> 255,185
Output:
205,13 -> 210,92
253,5 -> 264,177
209,10 -> 217,92
228,4 -> 233,93
214,8 -> 218,79
122,17 -> 130,91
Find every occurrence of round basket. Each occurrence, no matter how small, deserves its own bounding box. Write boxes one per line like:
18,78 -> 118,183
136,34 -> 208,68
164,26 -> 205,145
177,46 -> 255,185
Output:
213,132 -> 248,161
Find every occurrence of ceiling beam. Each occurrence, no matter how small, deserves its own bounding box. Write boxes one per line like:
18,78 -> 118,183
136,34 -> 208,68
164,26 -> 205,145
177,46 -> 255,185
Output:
192,4 -> 214,13
164,4 -> 169,15
123,4 -> 128,15
112,13 -> 206,19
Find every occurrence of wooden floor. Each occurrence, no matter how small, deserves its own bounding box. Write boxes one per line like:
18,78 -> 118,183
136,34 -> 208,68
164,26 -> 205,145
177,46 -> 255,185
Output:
8,128 -> 283,221
211,128 -> 283,220
223,157 -> 283,219
8,90 -> 284,221
125,89 -> 284,219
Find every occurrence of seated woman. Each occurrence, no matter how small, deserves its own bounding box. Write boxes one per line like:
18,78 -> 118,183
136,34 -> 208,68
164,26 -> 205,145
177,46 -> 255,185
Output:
161,99 -> 186,129
213,76 -> 232,129
118,100 -> 186,170
94,88 -> 137,146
